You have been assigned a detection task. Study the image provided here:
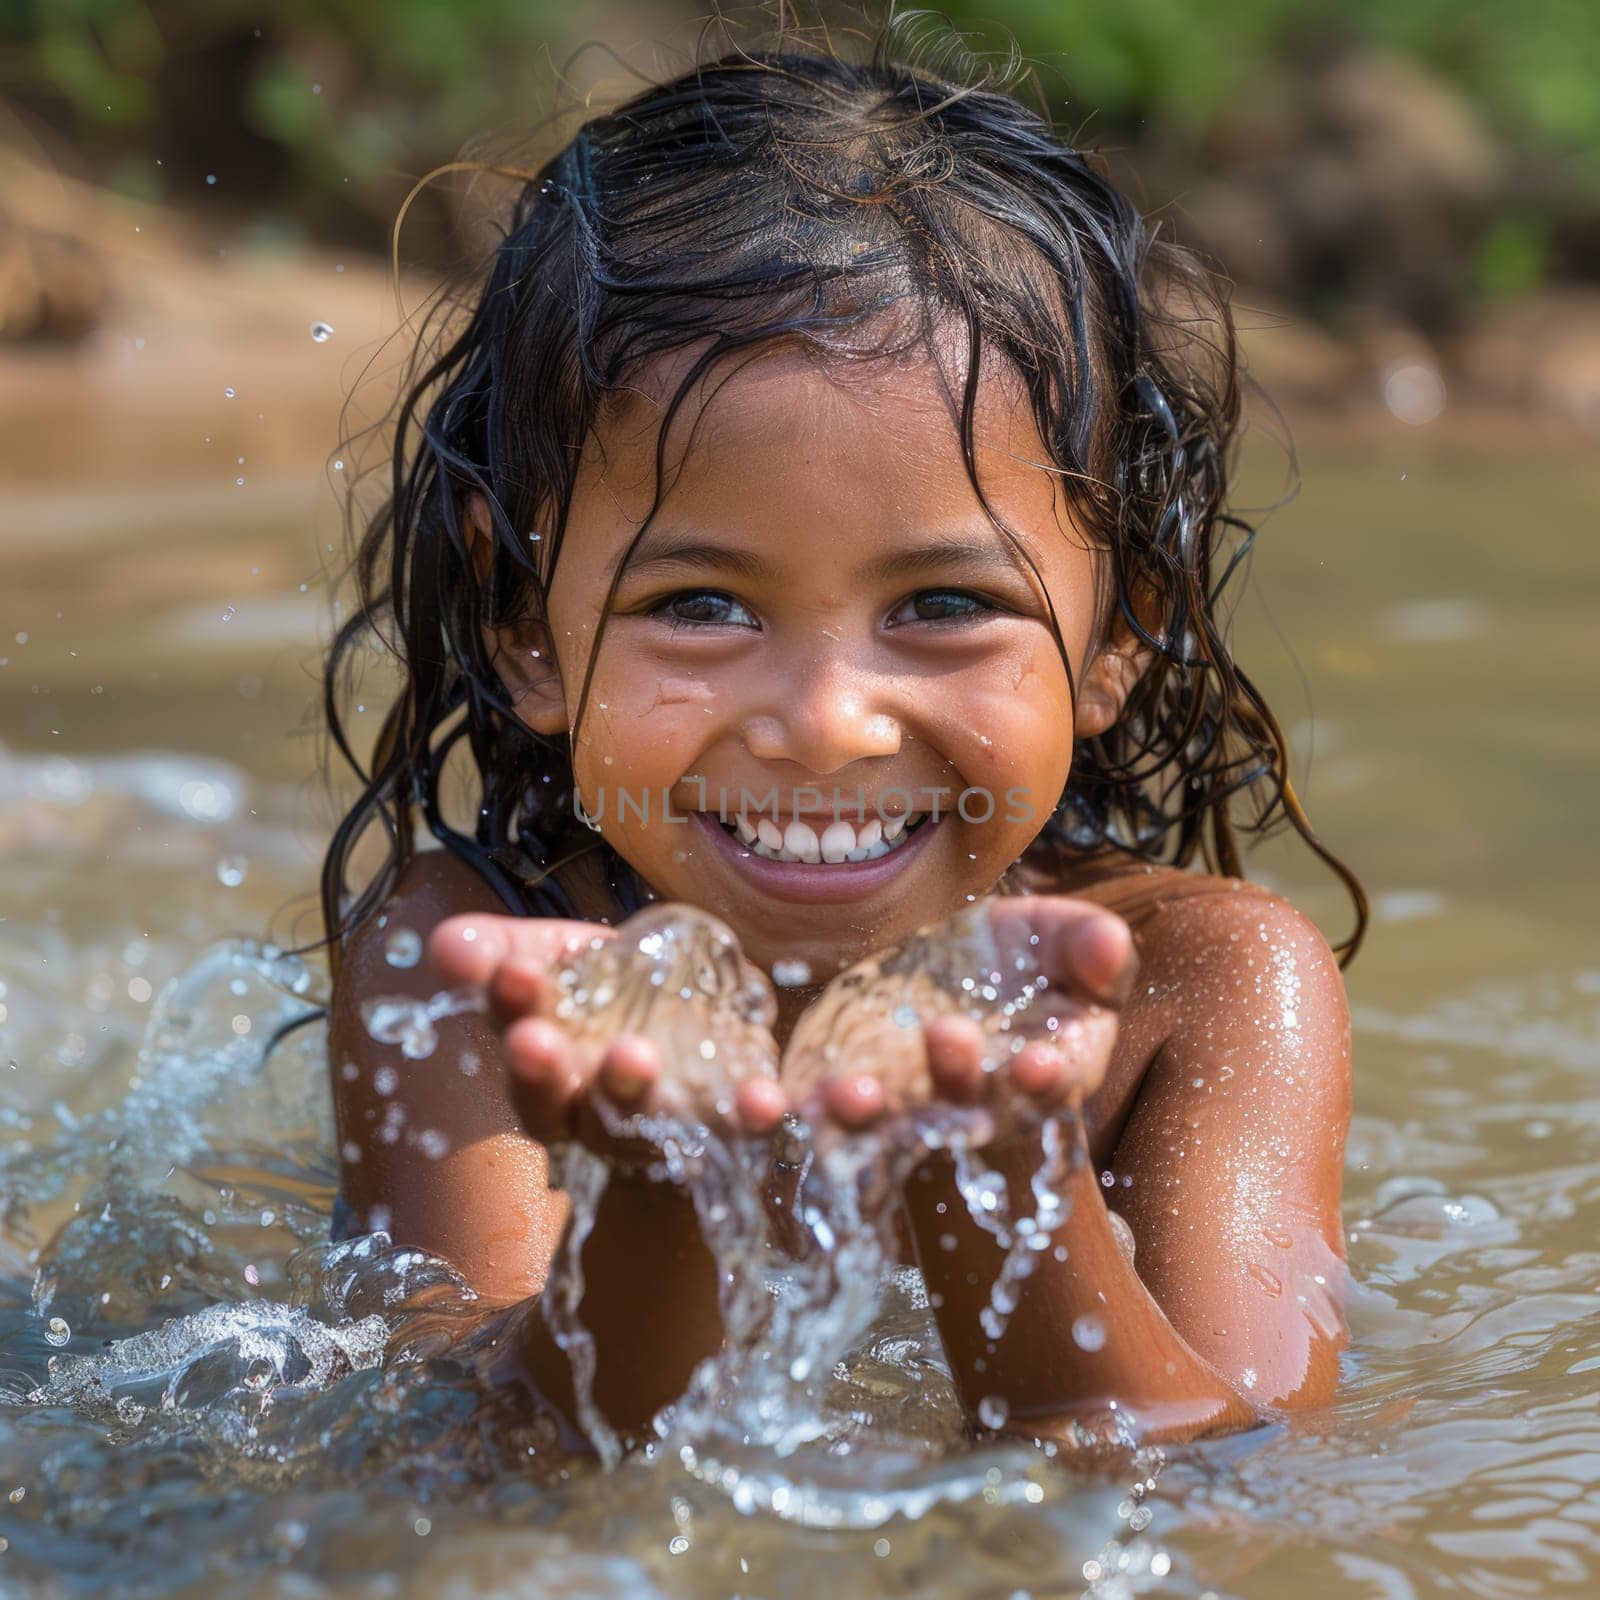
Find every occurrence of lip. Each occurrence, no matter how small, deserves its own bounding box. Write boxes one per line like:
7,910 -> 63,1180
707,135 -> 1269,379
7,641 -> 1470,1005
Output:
693,810 -> 942,904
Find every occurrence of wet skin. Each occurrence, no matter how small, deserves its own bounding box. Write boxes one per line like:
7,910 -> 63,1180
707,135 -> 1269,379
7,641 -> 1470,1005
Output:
328,343 -> 1352,1446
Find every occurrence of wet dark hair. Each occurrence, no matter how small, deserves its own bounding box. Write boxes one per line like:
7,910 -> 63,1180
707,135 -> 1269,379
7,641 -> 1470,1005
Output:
321,10 -> 1367,965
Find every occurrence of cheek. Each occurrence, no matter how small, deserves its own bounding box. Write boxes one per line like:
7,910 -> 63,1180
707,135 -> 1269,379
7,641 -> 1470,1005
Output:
935,636 -> 1076,801
568,646 -> 722,793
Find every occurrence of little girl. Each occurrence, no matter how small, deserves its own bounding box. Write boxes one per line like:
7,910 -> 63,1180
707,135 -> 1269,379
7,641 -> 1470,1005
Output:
322,23 -> 1365,1452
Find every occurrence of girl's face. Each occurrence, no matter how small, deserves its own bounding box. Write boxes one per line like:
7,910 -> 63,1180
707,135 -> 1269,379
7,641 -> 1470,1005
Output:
503,341 -> 1138,980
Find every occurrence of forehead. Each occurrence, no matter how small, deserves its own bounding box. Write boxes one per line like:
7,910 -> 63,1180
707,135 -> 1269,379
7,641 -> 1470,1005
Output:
583,332 -> 1063,520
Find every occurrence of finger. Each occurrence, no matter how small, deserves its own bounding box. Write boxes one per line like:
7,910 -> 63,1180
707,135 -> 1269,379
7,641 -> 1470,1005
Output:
735,1077 -> 788,1135
1060,911 -> 1136,1007
596,1034 -> 661,1105
1009,1039 -> 1068,1103
487,956 -> 556,1027
428,915 -> 610,987
924,1014 -> 985,1103
989,899 -> 1137,1008
822,1072 -> 887,1130
504,1016 -> 580,1137
1050,1010 -> 1121,1100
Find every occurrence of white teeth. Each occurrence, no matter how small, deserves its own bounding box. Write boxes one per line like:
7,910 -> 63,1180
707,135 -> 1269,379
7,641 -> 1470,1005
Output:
784,820 -> 821,862
722,809 -> 927,864
819,820 -> 854,863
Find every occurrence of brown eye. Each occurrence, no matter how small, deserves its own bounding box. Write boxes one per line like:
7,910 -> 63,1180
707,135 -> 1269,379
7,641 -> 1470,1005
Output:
655,589 -> 757,627
890,589 -> 993,624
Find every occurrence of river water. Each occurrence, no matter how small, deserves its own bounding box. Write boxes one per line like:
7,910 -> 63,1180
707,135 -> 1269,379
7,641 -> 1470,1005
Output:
1,432 -> 1597,1597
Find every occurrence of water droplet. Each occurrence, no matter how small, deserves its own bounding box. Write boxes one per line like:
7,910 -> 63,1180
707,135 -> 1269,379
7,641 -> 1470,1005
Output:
7,1487 -> 23,1504
384,928 -> 423,968
44,1316 -> 70,1347
224,387 -> 235,398
977,1394 -> 1009,1429
1071,1313 -> 1106,1351
216,855 -> 247,888
309,321 -> 334,343
772,958 -> 812,988
1247,1262 -> 1283,1297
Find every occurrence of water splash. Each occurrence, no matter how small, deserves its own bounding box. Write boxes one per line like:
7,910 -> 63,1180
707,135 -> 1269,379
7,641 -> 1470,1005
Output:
953,1118 -> 1073,1346
782,901 -> 1092,1141
546,907 -> 779,1117
524,901 -> 1104,1516
1,905 -> 1144,1574
360,986 -> 484,1060
28,1302 -> 389,1420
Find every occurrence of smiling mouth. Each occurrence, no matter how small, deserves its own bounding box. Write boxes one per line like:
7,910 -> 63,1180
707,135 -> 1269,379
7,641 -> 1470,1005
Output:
711,811 -> 931,864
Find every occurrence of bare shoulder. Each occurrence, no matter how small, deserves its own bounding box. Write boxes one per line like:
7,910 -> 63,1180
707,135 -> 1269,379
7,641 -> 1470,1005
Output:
1050,857 -> 1344,1000
1126,874 -> 1353,1135
334,849 -> 507,1005
1133,873 -> 1346,1006
1049,857 -> 1350,1100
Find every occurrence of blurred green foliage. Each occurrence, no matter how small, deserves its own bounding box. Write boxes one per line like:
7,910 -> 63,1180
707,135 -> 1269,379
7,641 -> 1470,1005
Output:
3,0 -> 1596,294
952,0 -> 1600,164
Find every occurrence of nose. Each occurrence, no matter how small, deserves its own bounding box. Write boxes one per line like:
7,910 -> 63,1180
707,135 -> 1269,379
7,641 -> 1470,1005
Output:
739,654 -> 902,774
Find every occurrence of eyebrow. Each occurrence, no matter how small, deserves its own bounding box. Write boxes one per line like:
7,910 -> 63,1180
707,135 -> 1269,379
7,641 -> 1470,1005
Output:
612,535 -> 776,583
613,529 -> 1022,584
862,537 -> 1023,582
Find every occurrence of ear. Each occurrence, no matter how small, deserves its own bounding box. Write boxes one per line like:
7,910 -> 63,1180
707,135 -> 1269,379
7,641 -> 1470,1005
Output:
1074,622 -> 1152,740
492,623 -> 569,737
464,491 -> 498,585
466,492 -> 569,737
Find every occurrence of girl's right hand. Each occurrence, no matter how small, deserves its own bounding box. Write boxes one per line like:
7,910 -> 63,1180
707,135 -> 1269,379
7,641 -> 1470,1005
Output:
427,913 -> 788,1161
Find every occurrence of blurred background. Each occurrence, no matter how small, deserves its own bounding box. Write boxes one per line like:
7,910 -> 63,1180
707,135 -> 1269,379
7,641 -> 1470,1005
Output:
6,0 -> 1600,391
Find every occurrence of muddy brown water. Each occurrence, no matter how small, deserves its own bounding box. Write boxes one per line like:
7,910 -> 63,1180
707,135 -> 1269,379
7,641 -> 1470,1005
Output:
1,424 -> 1597,1598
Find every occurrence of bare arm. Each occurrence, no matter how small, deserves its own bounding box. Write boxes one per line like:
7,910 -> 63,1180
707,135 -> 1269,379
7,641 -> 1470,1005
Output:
326,852 -> 570,1302
427,908 -> 779,1442
1107,889 -> 1351,1409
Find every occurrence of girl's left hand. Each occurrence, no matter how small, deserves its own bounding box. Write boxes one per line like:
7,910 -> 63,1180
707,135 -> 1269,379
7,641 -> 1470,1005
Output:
780,897 -> 1135,1147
